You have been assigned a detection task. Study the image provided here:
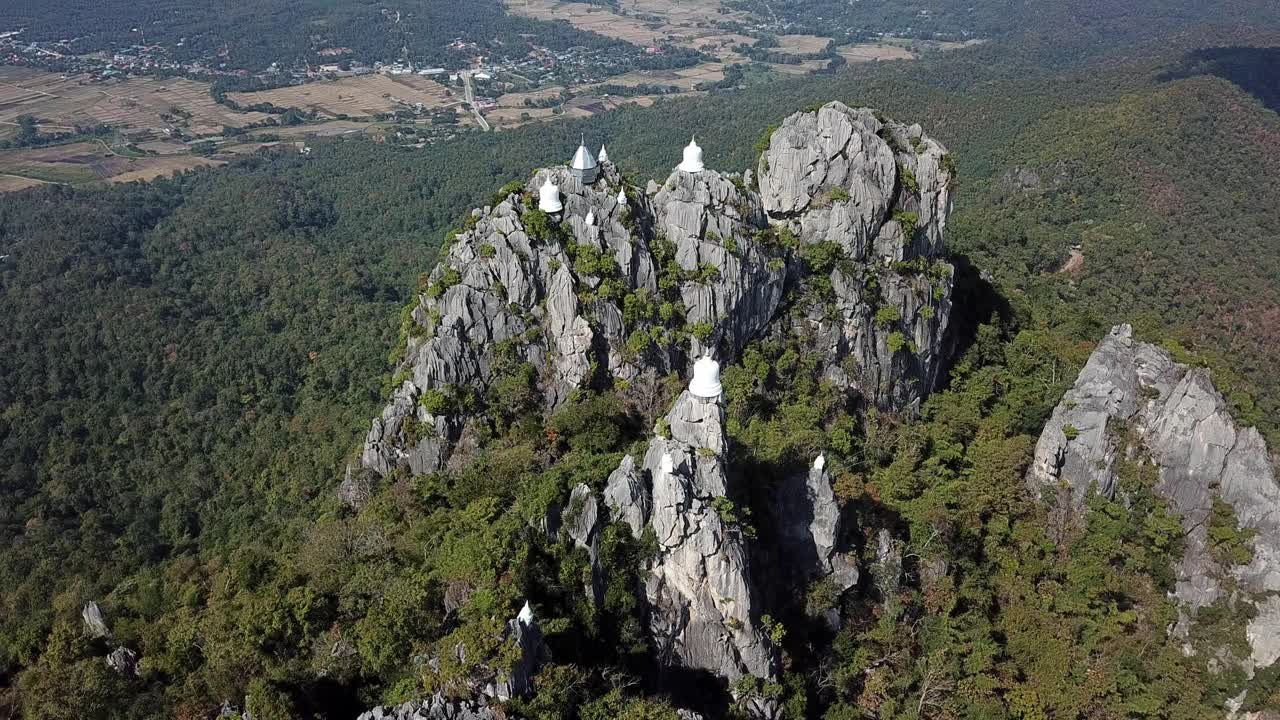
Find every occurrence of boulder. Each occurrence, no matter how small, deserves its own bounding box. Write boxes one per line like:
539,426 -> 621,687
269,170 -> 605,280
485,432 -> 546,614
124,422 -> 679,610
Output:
106,647 -> 138,678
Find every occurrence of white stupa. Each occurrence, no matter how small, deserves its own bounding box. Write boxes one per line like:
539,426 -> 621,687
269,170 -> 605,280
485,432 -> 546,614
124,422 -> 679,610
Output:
660,452 -> 675,476
538,176 -> 563,213
517,600 -> 535,626
678,136 -> 705,173
813,454 -> 826,471
570,136 -> 599,184
616,188 -> 627,207
585,210 -> 596,226
598,144 -> 610,163
689,356 -> 722,399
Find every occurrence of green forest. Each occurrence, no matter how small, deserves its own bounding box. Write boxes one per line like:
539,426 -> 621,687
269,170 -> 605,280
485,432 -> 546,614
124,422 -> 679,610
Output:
2,6 -> 1280,719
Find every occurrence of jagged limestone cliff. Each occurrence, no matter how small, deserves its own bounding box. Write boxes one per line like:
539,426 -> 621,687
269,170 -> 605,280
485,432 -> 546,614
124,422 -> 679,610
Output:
354,101 -> 956,711
1028,324 -> 1280,695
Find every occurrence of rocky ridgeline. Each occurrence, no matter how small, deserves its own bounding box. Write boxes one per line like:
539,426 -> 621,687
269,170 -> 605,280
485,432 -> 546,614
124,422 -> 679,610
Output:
353,102 -> 956,714
1028,325 -> 1280,697
360,101 -> 954,483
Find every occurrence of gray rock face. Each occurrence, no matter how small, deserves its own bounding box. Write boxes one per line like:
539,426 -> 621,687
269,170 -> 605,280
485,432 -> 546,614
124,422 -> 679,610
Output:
492,606 -> 545,701
640,391 -> 776,683
564,483 -> 601,549
356,695 -> 502,720
760,101 -> 955,411
604,454 -> 650,537
1028,324 -> 1280,671
769,458 -> 858,605
82,601 -> 109,638
651,169 -> 785,359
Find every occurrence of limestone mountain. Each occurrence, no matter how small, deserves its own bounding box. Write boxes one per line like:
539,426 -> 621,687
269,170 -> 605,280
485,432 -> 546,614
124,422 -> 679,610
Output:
358,102 -> 953,486
353,101 -> 954,716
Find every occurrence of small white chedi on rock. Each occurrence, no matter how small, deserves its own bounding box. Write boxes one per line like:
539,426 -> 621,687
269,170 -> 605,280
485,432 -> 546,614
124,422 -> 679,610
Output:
689,356 -> 722,399
678,136 -> 705,173
517,600 -> 535,626
616,188 -> 627,206
598,144 -> 609,163
584,210 -> 595,226
813,454 -> 826,471
538,176 -> 562,213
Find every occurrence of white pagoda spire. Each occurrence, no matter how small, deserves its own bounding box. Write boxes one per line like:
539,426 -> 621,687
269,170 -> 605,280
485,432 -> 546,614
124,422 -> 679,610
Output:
659,452 -> 675,476
598,144 -> 610,163
678,136 -> 704,173
689,356 -> 722,399
538,176 -> 563,213
813,454 -> 826,471
517,600 -> 535,626
571,135 -> 598,184
616,188 -> 627,206
585,210 -> 596,226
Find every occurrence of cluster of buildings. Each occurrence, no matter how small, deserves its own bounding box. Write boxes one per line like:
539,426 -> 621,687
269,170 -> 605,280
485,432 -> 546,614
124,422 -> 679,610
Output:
536,138 -> 705,214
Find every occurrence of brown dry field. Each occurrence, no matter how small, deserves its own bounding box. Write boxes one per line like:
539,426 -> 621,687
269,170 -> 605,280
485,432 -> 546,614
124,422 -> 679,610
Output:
0,174 -> 46,192
0,67 -> 270,136
228,74 -> 460,118
0,141 -> 222,189
775,34 -> 831,55
508,0 -> 666,45
267,120 -> 379,138
107,155 -> 223,184
135,140 -> 191,155
836,43 -> 917,62
771,59 -> 831,75
498,86 -> 566,108
587,62 -> 726,91
487,105 -> 559,127
506,0 -> 755,53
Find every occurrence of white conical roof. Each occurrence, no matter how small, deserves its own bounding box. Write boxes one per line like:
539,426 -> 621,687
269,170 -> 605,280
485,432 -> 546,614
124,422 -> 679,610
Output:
689,356 -> 722,398
616,188 -> 627,206
517,600 -> 534,626
585,210 -> 596,226
813,454 -> 826,471
598,144 -> 610,163
571,138 -> 597,171
538,176 -> 563,213
678,136 -> 704,173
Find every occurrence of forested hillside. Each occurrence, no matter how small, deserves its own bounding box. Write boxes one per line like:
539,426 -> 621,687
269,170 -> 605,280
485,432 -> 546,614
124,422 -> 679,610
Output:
1,16 -> 1279,720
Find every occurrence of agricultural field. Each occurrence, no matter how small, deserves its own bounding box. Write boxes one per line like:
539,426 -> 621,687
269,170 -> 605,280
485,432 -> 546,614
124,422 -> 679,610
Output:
0,141 -> 221,186
227,74 -> 463,119
0,174 -> 46,192
506,0 -> 755,53
0,67 -> 268,137
836,43 -> 917,63
774,34 -> 832,55
592,62 -> 727,91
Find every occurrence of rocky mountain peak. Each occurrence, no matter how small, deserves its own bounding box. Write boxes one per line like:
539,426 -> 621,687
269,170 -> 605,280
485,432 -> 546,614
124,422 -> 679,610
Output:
352,102 -> 957,713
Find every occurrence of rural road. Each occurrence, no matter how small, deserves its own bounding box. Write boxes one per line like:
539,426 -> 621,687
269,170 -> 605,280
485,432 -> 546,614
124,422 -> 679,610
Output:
461,71 -> 491,132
